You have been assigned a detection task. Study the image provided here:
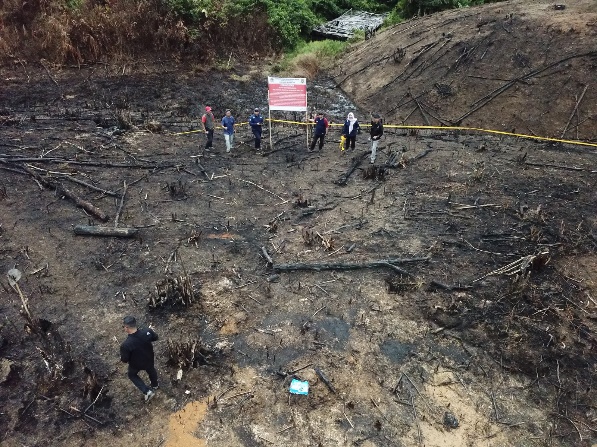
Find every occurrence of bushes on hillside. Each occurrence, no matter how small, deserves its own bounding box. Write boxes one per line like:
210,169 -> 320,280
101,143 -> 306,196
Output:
0,0 -> 505,64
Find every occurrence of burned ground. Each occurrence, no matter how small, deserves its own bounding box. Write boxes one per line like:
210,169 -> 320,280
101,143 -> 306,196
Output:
1,63 -> 597,447
336,0 -> 597,141
2,6 -> 597,445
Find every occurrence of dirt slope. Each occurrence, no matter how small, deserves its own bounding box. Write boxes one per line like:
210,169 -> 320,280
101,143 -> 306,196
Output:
335,0 -> 597,140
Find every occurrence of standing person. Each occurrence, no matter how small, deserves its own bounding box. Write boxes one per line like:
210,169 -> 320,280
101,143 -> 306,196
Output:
221,109 -> 235,153
342,112 -> 360,151
120,316 -> 159,402
249,108 -> 264,150
369,113 -> 384,163
201,106 -> 215,150
309,112 -> 329,152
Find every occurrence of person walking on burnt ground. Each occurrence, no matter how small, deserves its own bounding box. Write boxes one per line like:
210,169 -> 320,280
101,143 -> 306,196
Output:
221,109 -> 235,153
309,112 -> 329,152
201,106 -> 216,150
342,112 -> 360,151
120,316 -> 159,402
369,113 -> 384,163
249,108 -> 264,150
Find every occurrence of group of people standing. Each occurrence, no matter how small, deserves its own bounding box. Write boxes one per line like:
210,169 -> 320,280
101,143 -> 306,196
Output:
310,111 -> 384,163
201,106 -> 264,152
200,106 -> 384,163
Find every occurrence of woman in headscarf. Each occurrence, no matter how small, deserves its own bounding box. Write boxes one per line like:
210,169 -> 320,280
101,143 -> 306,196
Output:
342,112 -> 360,151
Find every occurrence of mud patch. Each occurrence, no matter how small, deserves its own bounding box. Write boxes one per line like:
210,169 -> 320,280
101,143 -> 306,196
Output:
165,400 -> 208,447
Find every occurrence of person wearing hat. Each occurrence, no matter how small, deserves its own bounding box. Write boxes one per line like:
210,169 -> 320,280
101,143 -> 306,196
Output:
120,316 -> 159,402
309,112 -> 329,152
249,108 -> 264,150
221,109 -> 235,153
369,113 -> 384,163
201,106 -> 216,150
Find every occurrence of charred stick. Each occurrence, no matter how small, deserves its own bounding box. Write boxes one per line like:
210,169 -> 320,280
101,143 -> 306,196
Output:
74,225 -> 138,238
561,84 -> 588,138
0,156 -> 176,169
261,246 -> 274,265
236,177 -> 288,203
273,258 -> 428,274
370,398 -> 390,422
455,51 -> 597,124
289,363 -> 313,375
61,174 -> 119,197
114,180 -> 128,227
315,367 -> 336,394
525,161 -> 586,172
25,165 -> 119,196
414,98 -> 431,126
335,152 -> 370,186
84,385 -> 105,414
20,165 -> 109,221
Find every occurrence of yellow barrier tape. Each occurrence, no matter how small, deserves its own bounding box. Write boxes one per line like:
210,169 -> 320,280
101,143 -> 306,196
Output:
169,118 -> 597,149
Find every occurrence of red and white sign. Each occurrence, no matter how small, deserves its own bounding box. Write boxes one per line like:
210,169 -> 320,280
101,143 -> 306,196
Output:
268,77 -> 307,111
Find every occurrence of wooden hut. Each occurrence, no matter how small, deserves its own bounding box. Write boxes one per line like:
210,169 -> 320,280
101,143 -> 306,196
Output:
312,9 -> 387,40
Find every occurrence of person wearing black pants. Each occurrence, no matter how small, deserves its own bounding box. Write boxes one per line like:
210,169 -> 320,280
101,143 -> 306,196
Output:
249,108 -> 264,150
309,112 -> 329,152
201,106 -> 215,150
342,112 -> 360,150
120,316 -> 159,402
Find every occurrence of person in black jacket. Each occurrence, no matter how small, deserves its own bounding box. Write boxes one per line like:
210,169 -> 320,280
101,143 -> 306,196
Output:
120,316 -> 159,401
309,112 -> 329,152
342,112 -> 360,151
369,113 -> 384,163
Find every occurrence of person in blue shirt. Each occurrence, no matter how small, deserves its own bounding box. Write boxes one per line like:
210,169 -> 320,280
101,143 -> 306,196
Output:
249,108 -> 264,150
221,109 -> 235,153
342,112 -> 360,150
309,112 -> 329,152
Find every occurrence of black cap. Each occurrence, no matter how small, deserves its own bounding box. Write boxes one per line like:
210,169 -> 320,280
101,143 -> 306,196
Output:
372,113 -> 381,119
317,111 -> 324,115
123,316 -> 137,327
254,108 -> 260,112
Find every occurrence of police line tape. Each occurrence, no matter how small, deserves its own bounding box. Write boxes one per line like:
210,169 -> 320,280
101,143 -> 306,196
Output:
171,118 -> 597,149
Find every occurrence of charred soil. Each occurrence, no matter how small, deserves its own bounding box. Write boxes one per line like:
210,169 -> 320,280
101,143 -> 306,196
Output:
1,9 -> 597,447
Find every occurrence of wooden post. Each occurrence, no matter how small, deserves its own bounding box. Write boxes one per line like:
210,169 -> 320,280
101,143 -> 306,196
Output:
268,91 -> 273,151
305,91 -> 309,150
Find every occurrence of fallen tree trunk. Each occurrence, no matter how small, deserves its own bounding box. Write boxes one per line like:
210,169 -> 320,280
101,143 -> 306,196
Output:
74,225 -> 138,238
2,160 -> 111,221
18,165 -> 110,221
273,257 -> 429,276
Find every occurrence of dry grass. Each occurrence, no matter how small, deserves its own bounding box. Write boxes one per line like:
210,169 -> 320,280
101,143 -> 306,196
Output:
0,0 -> 277,64
292,53 -> 321,80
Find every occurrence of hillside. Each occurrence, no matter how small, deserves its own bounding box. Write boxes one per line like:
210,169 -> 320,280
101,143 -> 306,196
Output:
335,0 -> 597,140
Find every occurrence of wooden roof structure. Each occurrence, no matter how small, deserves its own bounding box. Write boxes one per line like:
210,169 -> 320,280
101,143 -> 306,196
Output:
312,9 -> 387,40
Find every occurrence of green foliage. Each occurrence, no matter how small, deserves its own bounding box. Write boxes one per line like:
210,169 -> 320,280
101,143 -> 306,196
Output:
347,29 -> 366,43
276,39 -> 346,70
292,39 -> 348,58
231,0 -> 318,47
162,0 -> 225,23
64,0 -> 84,10
383,10 -> 403,27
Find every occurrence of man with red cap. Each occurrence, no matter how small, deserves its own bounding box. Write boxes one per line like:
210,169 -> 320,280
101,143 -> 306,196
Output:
201,106 -> 215,150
